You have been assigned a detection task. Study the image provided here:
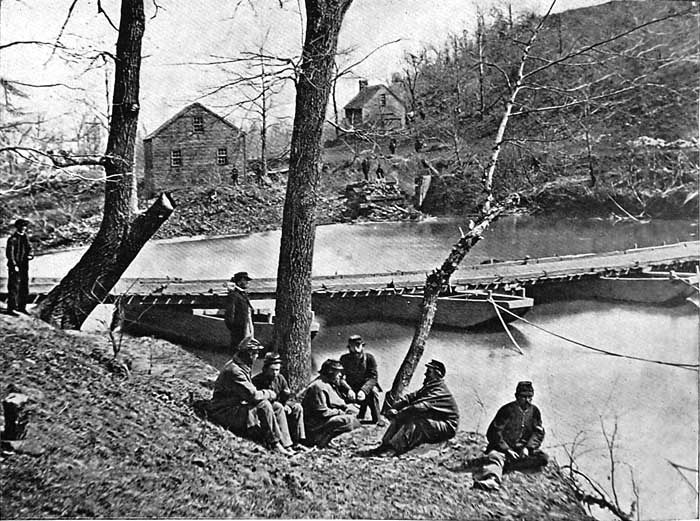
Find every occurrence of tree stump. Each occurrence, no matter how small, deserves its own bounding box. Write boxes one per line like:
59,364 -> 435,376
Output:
1,393 -> 29,441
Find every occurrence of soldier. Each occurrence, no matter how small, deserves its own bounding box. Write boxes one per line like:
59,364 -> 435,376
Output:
5,218 -> 34,315
361,156 -> 371,181
252,353 -> 309,451
224,271 -> 254,350
207,338 -> 296,455
368,360 -> 459,456
339,334 -> 381,423
302,359 -> 360,448
472,381 -> 548,491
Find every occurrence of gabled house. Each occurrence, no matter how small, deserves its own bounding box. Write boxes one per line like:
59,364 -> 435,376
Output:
143,103 -> 244,196
343,80 -> 406,130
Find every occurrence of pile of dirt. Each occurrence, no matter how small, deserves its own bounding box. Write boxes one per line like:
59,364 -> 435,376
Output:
1,313 -> 592,519
343,180 -> 423,222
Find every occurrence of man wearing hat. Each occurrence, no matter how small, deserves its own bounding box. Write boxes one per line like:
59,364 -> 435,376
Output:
368,359 -> 459,456
339,334 -> 382,423
252,352 -> 308,451
5,218 -> 34,315
301,359 -> 361,448
224,271 -> 254,350
472,381 -> 548,491
207,338 -> 296,455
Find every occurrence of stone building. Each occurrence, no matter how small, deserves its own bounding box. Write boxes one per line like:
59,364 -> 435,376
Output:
343,80 -> 406,130
143,103 -> 244,196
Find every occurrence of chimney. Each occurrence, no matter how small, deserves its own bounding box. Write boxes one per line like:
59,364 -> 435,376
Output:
359,79 -> 368,92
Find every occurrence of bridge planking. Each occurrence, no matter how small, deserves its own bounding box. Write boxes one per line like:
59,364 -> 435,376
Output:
2,241 -> 698,307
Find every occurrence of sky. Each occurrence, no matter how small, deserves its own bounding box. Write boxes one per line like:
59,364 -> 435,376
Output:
1,0 -> 608,136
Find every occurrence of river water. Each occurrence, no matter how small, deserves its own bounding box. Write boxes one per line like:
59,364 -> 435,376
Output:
10,215 -> 700,520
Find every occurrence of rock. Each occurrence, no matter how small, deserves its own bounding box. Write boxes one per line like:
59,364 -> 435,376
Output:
1,392 -> 30,441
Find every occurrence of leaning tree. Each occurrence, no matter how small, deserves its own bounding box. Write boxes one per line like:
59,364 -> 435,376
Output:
34,0 -> 174,329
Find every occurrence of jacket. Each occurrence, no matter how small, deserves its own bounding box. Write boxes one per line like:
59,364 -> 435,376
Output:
486,400 -> 545,453
252,372 -> 293,404
6,232 -> 32,268
339,351 -> 381,394
394,377 -> 459,430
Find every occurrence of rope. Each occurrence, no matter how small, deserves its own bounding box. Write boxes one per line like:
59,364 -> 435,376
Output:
492,302 -> 699,372
488,297 -> 524,355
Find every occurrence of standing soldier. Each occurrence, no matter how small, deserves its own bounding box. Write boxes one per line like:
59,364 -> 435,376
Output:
339,334 -> 382,423
360,156 -> 371,181
388,138 -> 397,155
5,219 -> 34,315
225,271 -> 254,350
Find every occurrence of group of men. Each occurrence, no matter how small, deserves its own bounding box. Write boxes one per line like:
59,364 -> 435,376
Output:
214,271 -> 547,488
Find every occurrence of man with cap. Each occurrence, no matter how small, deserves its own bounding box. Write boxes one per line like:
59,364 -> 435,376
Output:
207,338 -> 296,455
339,334 -> 382,423
252,352 -> 308,451
224,271 -> 254,350
472,381 -> 548,491
368,359 -> 459,456
5,218 -> 34,315
302,359 -> 361,448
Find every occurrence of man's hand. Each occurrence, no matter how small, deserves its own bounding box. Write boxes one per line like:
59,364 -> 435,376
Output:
507,449 -> 520,460
346,389 -> 356,402
385,408 -> 398,419
356,390 -> 366,402
520,447 -> 530,458
267,390 -> 277,401
284,404 -> 292,414
12,266 -> 19,272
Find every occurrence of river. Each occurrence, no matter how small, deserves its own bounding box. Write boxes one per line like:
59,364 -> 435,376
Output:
8,215 -> 699,520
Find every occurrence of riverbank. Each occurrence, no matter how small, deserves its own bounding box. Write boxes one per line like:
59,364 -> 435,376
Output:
0,312 -> 592,519
2,141 -> 696,254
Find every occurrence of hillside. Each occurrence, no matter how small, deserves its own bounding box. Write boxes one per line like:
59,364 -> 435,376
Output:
0,313 -> 593,519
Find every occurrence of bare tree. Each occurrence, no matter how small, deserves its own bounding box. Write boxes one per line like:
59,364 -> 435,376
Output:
273,0 -> 355,390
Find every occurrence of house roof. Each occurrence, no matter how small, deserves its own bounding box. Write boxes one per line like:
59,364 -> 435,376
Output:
144,102 -> 240,141
343,84 -> 405,110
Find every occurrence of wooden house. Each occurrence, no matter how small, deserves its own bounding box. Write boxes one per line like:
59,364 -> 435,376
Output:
143,103 -> 244,196
343,80 -> 406,130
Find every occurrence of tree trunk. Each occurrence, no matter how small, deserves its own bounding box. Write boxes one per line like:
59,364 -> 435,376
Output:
35,0 -> 174,329
274,0 -> 354,391
383,197 -> 516,409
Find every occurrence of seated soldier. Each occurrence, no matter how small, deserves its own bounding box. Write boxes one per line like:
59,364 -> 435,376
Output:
207,338 -> 296,455
368,359 -> 459,456
252,353 -> 309,451
339,334 -> 382,423
302,359 -> 360,448
472,381 -> 548,491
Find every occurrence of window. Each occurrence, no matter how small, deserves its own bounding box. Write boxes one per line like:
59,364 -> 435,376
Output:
170,149 -> 182,167
217,147 -> 228,166
193,115 -> 204,132
379,94 -> 387,107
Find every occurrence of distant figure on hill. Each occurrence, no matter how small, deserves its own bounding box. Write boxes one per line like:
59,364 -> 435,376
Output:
224,271 -> 254,350
339,334 -> 381,424
5,218 -> 34,315
375,163 -> 385,180
207,338 -> 297,455
414,137 -> 424,153
252,353 -> 309,451
388,138 -> 397,155
366,359 -> 459,456
361,156 -> 371,181
472,381 -> 548,491
302,359 -> 361,448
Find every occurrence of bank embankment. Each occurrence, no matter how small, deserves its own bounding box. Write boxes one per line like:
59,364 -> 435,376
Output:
0,313 -> 592,519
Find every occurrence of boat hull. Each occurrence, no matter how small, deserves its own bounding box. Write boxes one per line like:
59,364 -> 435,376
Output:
120,305 -> 319,351
312,290 -> 534,329
531,271 -> 699,305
